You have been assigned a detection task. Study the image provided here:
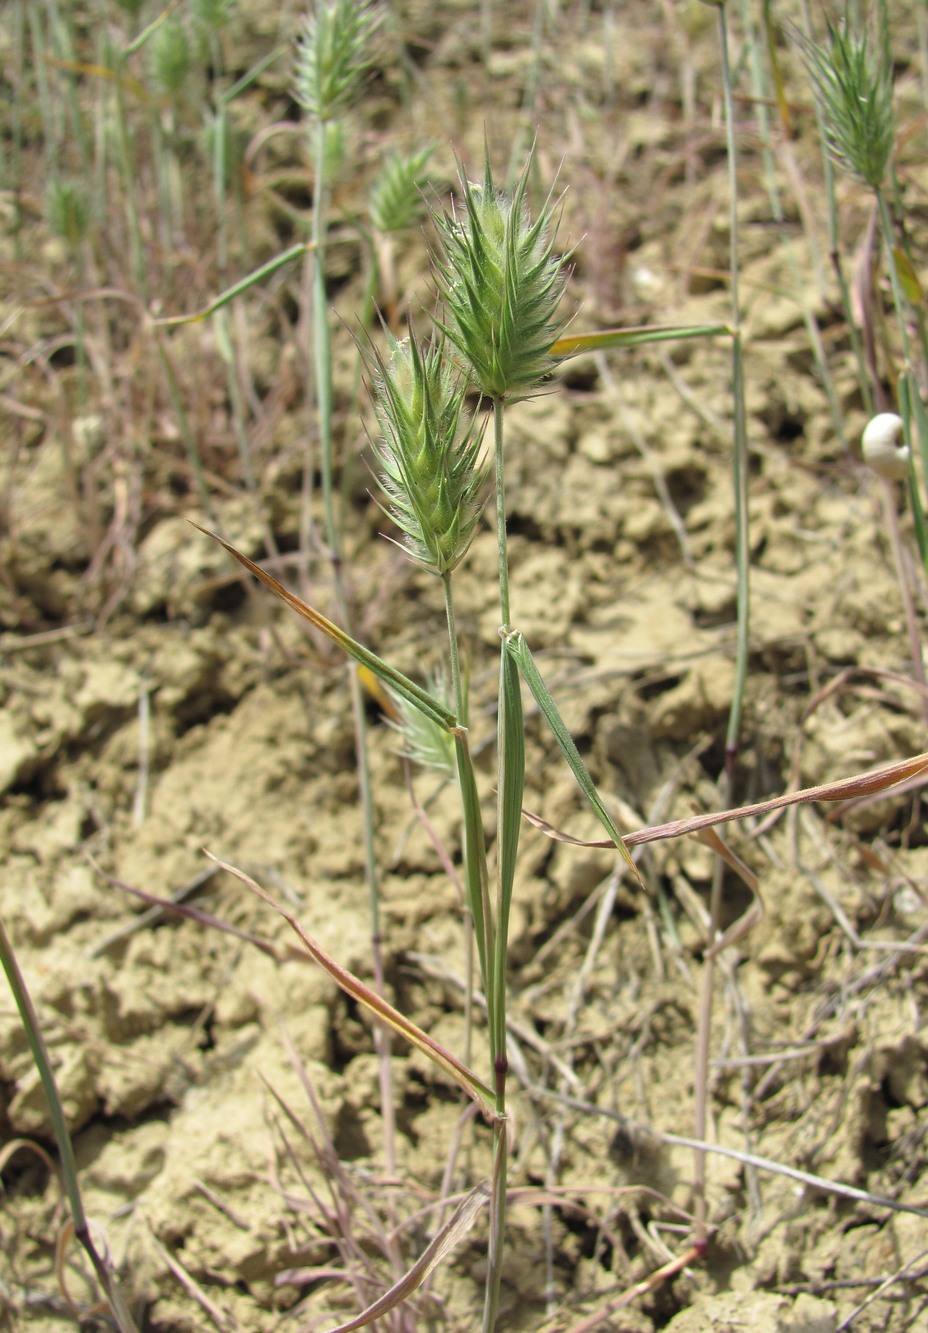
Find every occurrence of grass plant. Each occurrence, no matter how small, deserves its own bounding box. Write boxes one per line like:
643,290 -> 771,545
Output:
0,922 -> 140,1333
5,2 -> 928,1330
292,1 -> 404,1215
205,144 -> 650,1329
428,151 -> 569,1330
366,145 -> 434,328
792,2 -> 928,536
788,3 -> 928,714
200,123 -> 928,1325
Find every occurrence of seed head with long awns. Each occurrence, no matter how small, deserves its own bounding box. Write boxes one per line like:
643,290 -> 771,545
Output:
791,11 -> 894,192
293,0 -> 382,125
370,331 -> 488,577
433,154 -> 570,403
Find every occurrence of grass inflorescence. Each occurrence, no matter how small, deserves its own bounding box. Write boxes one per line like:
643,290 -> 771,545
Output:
293,0 -> 383,125
369,329 -> 488,577
791,5 -> 895,191
434,155 -> 570,404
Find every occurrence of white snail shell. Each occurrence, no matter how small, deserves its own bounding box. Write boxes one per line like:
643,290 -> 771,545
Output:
862,412 -> 909,481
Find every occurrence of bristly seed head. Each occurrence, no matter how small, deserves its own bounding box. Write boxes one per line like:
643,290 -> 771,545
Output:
293,0 -> 382,125
149,15 -> 193,97
389,666 -> 460,773
791,10 -> 895,192
433,151 -> 570,403
45,178 -> 89,252
369,145 -> 433,236
370,331 -> 488,576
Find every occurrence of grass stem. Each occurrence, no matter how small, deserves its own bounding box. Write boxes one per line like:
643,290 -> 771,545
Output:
493,400 -> 512,631
302,83 -> 395,1189
482,1116 -> 508,1333
0,920 -> 141,1333
311,115 -> 338,566
716,3 -> 750,782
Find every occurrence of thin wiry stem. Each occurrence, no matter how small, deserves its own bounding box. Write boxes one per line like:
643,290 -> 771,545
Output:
311,114 -> 337,565
875,188 -> 914,373
443,573 -> 466,725
717,3 -> 749,782
301,44 -> 395,1193
695,0 -> 749,1252
482,1120 -> 508,1333
493,400 -> 512,632
0,920 -> 141,1333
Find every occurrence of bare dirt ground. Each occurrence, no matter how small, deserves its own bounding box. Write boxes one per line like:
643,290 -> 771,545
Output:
2,2 -> 928,1330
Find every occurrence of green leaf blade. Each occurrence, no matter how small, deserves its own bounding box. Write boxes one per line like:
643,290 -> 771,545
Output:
198,527 -> 460,734
505,631 -> 641,885
493,651 -> 524,1060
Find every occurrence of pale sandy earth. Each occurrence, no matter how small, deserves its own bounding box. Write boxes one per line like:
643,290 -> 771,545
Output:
2,2 -> 927,1331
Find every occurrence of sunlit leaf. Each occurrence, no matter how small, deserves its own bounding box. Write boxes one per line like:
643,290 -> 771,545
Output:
196,527 -> 461,735
550,323 -> 729,359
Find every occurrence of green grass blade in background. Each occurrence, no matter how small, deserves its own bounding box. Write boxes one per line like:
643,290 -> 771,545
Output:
151,243 -> 309,326
899,372 -> 928,571
0,920 -> 141,1333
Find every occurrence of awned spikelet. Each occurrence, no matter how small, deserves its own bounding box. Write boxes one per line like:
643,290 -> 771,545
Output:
293,0 -> 382,124
370,331 -> 489,576
433,152 -> 570,402
369,145 -> 433,236
791,10 -> 894,192
388,665 -> 460,774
